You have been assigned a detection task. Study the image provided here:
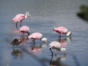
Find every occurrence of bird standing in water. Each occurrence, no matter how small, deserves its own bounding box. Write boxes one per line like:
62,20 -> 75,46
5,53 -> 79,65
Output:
12,12 -> 33,29
20,26 -> 30,37
53,26 -> 72,37
49,41 -> 66,52
28,32 -> 47,44
11,37 -> 23,48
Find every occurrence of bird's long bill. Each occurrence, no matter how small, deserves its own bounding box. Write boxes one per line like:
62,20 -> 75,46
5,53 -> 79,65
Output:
30,15 -> 33,20
28,13 -> 33,19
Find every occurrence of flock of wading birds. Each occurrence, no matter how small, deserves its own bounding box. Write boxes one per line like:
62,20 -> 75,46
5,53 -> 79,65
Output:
11,12 -> 72,52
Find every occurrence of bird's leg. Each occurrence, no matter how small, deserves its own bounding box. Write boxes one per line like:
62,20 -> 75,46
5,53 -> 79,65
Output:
55,50 -> 57,57
50,48 -> 53,56
32,39 -> 35,45
59,34 -> 61,37
49,48 -> 54,62
59,33 -> 62,37
16,22 -> 18,29
23,33 -> 25,37
20,20 -> 22,27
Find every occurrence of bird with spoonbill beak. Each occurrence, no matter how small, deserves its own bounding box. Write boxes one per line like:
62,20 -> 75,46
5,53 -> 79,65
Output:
28,32 -> 47,44
12,12 -> 33,28
49,41 -> 66,52
53,26 -> 72,37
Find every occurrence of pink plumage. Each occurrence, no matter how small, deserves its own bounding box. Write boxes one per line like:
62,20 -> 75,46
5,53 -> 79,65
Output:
12,14 -> 25,22
49,41 -> 66,52
20,26 -> 29,32
59,38 -> 67,48
12,12 -> 33,28
28,32 -> 42,40
53,26 -> 68,36
12,14 -> 25,28
28,46 -> 42,54
49,41 -> 61,48
20,26 -> 30,36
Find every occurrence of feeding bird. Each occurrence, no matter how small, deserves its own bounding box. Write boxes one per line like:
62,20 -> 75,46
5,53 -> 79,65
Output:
20,26 -> 30,37
28,32 -> 47,44
49,41 -> 66,52
53,26 -> 72,37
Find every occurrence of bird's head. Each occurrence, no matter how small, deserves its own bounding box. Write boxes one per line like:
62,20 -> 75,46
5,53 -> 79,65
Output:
40,38 -> 47,43
66,31 -> 72,36
25,12 -> 33,19
60,48 -> 66,52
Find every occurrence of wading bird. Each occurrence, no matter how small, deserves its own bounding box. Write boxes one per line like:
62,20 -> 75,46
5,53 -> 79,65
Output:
53,26 -> 72,37
28,32 -> 47,44
49,41 -> 66,52
12,12 -> 33,28
20,26 -> 30,37
11,37 -> 23,48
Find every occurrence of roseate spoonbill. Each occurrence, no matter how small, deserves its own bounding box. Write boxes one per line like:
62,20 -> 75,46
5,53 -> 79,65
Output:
53,26 -> 72,37
11,37 -> 23,48
49,41 -> 66,52
12,12 -> 33,28
28,32 -> 47,44
20,26 -> 30,37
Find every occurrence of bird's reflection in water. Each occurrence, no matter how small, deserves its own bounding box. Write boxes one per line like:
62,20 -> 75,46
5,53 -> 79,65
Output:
40,42 -> 47,47
49,48 -> 67,66
13,29 -> 21,33
11,48 -> 23,59
77,5 -> 88,22
28,41 -> 48,55
57,37 -> 72,48
28,43 -> 42,55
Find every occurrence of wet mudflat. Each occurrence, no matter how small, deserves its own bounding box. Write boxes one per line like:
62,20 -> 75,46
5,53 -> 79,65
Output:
0,0 -> 88,66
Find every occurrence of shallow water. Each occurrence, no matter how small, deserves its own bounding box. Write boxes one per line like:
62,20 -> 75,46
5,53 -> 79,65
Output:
0,0 -> 88,66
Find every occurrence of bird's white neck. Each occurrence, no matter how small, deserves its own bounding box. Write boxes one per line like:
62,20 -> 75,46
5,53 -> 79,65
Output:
25,12 -> 33,19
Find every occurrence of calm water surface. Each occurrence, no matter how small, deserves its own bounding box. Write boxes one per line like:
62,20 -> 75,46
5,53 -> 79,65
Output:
0,0 -> 88,66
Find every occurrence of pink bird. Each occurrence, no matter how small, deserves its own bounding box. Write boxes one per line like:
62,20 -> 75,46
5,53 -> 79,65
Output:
53,26 -> 72,37
28,32 -> 47,44
20,26 -> 30,37
12,12 -> 33,28
49,41 -> 66,52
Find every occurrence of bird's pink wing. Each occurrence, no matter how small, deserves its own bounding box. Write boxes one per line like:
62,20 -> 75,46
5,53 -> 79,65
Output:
28,33 -> 42,39
20,26 -> 29,32
58,26 -> 68,33
49,41 -> 61,48
13,14 -> 25,22
54,26 -> 68,34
